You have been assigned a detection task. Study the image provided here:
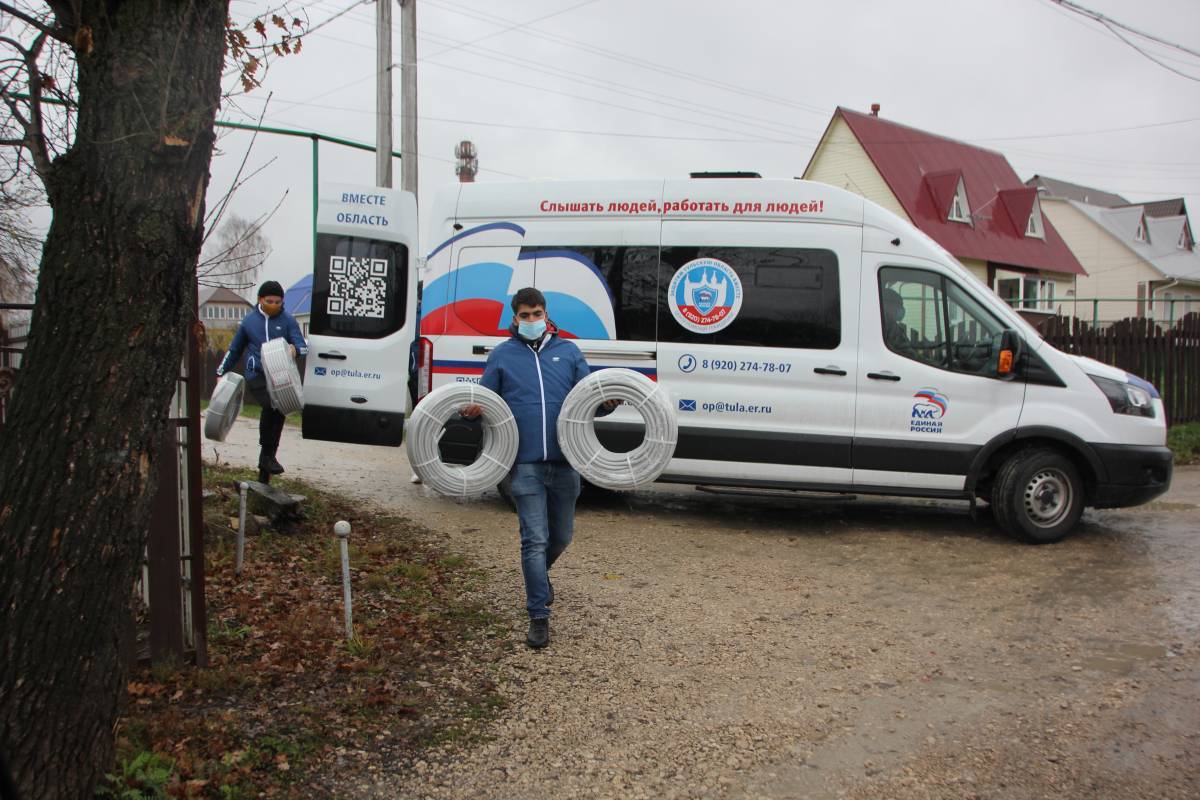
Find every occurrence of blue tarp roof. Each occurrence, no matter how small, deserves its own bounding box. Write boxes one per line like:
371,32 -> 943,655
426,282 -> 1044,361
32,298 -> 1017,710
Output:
285,274 -> 313,315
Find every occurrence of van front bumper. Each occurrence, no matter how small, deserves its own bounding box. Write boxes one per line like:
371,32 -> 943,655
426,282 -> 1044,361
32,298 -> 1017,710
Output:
1088,444 -> 1173,508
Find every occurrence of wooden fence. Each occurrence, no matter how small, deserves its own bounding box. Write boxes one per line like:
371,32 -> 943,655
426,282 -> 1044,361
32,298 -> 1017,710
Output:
1038,313 -> 1200,425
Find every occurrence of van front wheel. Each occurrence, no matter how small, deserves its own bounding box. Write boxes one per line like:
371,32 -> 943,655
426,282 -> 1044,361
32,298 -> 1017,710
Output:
993,448 -> 1084,544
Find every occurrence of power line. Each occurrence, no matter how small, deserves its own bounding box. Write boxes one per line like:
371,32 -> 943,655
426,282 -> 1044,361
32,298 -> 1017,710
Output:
1048,0 -> 1200,59
419,0 -> 834,118
287,0 -> 825,141
419,0 -> 603,62
1042,0 -> 1200,82
975,116 -> 1200,142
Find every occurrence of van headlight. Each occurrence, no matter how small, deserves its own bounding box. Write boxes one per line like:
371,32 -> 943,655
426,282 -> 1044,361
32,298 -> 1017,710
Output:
1089,375 -> 1155,418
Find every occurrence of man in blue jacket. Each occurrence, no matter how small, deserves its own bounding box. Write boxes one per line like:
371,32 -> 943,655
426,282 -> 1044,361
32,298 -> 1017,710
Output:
216,280 -> 308,483
462,287 -> 617,649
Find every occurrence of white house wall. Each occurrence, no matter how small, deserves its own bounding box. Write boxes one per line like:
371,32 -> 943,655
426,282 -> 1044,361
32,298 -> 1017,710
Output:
802,116 -> 908,221
1041,198 -> 1159,322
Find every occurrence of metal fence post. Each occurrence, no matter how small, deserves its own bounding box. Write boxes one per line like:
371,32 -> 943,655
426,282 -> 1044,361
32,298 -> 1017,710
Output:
235,481 -> 248,577
334,521 -> 353,639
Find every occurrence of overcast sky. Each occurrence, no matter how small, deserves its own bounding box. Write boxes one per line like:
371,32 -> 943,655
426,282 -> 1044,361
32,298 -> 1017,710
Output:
211,0 -> 1200,296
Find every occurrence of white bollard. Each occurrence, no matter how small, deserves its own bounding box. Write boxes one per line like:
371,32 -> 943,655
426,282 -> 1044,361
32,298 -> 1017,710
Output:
235,481 -> 248,576
334,520 -> 353,639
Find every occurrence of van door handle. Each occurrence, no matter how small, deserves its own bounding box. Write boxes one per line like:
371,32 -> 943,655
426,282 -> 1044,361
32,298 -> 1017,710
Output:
318,351 -> 347,360
867,371 -> 902,382
813,366 -> 847,376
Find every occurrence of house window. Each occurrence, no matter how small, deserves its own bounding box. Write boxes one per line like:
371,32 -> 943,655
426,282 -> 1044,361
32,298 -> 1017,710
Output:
302,322 -> 309,336
1025,196 -> 1045,239
1180,226 -> 1193,250
995,272 -> 1056,312
1135,217 -> 1148,243
948,178 -> 971,223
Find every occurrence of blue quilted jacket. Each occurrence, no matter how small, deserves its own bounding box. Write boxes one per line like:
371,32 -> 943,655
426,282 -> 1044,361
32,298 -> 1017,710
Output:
216,305 -> 308,381
480,330 -> 592,464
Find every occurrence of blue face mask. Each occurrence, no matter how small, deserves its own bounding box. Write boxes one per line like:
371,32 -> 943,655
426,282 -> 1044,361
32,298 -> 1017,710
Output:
517,319 -> 547,340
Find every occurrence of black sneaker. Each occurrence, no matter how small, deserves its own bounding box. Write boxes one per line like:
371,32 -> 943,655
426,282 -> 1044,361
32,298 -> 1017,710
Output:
526,618 -> 550,649
268,457 -> 285,475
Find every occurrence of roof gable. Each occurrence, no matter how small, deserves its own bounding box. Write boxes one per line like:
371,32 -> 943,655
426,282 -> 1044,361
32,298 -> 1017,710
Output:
997,187 -> 1037,236
1025,175 -> 1129,207
199,287 -> 250,306
921,170 -> 964,221
285,274 -> 313,315
835,108 -> 1084,275
1071,201 -> 1200,281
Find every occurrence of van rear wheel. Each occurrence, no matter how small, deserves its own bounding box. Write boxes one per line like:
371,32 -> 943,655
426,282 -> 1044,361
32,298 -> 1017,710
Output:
993,448 -> 1084,544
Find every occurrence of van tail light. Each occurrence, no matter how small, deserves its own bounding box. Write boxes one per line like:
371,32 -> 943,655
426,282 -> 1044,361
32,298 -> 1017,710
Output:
416,336 -> 433,401
998,349 -> 1014,375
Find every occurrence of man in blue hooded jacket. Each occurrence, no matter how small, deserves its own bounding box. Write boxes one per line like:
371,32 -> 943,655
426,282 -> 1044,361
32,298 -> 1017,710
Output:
462,287 -> 617,649
216,280 -> 308,483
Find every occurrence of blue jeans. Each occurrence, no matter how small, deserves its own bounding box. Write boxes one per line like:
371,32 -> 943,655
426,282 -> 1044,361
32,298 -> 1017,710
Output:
509,461 -> 581,620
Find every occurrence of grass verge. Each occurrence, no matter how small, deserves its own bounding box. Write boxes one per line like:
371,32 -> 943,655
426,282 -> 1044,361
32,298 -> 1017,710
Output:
1168,422 -> 1200,465
105,463 -> 510,798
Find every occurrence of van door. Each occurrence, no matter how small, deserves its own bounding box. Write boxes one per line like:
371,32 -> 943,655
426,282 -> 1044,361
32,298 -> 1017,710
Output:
656,220 -> 861,487
853,260 -> 1024,492
302,184 -> 418,446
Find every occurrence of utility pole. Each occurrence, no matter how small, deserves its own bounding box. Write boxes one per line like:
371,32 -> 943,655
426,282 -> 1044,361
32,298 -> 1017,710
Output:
375,0 -> 393,187
400,0 -> 418,195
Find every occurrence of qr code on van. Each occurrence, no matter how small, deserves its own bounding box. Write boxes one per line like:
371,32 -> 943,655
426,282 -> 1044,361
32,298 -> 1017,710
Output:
327,257 -> 388,318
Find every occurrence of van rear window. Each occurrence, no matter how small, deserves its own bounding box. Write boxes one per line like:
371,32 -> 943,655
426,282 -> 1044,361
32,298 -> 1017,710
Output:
659,246 -> 840,350
310,233 -> 408,339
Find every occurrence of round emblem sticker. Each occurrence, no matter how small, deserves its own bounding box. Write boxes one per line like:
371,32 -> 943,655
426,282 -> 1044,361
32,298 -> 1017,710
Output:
667,257 -> 743,334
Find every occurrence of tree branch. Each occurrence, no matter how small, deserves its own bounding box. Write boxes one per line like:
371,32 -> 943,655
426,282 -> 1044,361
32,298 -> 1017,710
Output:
0,2 -> 72,45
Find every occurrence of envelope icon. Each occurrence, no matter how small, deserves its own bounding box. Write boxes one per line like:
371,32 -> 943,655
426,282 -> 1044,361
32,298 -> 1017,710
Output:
678,399 -> 696,411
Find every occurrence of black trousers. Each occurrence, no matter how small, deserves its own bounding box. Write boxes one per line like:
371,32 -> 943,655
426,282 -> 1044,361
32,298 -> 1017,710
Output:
246,375 -> 285,453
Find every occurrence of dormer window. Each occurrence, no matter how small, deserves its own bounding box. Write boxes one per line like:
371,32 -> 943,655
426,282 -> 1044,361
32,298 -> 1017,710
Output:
948,178 -> 970,223
1025,196 -> 1045,239
1135,216 -> 1148,243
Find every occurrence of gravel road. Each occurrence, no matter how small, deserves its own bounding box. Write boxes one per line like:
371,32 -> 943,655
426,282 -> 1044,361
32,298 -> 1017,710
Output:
205,418 -> 1200,799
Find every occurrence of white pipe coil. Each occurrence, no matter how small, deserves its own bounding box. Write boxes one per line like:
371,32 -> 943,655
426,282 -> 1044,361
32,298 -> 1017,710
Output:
405,382 -> 519,498
204,372 -> 245,441
557,368 -> 677,491
261,338 -> 304,415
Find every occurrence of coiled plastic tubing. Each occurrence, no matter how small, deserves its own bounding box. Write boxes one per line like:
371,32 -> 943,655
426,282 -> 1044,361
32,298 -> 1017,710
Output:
406,382 -> 519,498
261,338 -> 304,415
204,372 -> 245,442
557,368 -> 678,491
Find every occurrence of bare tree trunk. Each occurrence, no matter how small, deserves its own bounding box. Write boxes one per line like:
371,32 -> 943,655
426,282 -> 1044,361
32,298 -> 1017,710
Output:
0,1 -> 230,796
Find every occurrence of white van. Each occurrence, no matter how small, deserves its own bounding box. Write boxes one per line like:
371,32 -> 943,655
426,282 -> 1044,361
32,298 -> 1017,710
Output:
388,177 -> 1171,543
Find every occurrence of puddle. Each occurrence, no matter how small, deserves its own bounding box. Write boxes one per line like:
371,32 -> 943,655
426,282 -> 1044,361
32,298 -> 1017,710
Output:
1078,642 -> 1168,675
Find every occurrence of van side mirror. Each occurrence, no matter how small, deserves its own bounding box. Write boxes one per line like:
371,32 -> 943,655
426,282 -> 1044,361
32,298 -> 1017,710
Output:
996,329 -> 1022,380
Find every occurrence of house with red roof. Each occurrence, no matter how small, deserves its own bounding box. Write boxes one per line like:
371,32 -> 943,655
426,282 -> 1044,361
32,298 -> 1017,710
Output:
802,107 -> 1085,318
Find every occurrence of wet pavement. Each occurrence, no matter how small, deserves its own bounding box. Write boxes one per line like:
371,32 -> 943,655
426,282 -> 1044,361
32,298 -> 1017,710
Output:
204,419 -> 1200,798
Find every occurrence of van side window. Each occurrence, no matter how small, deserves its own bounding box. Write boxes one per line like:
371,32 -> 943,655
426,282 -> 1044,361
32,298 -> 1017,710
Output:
311,233 -> 408,339
880,267 -> 1005,376
659,246 -> 840,349
519,246 -> 658,341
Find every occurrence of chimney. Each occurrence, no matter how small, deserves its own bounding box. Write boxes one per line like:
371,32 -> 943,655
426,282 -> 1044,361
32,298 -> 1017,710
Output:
870,103 -> 881,117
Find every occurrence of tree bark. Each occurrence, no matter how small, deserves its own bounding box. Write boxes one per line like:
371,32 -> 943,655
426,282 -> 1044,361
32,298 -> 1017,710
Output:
0,1 -> 230,796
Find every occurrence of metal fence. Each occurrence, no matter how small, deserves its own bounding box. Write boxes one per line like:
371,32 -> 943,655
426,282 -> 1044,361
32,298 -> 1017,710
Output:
1012,297 -> 1200,329
1037,313 -> 1200,425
